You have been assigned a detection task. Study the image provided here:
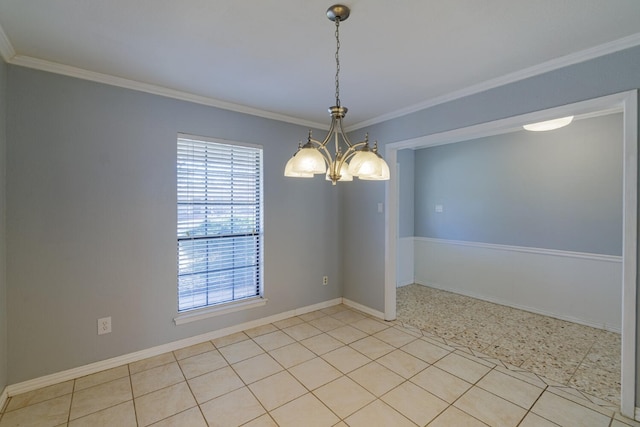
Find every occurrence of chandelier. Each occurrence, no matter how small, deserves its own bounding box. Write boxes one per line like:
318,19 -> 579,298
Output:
284,4 -> 390,185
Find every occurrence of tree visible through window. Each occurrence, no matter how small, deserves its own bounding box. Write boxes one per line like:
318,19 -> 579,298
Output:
177,135 -> 263,312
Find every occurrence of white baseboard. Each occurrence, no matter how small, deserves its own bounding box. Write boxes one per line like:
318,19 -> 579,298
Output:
414,238 -> 623,332
417,280 -> 621,333
415,237 -> 623,263
295,298 -> 343,316
6,297 -> 342,397
342,298 -> 385,320
396,280 -> 414,288
0,386 -> 7,412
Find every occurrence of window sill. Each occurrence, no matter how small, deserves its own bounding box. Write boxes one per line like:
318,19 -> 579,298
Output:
174,297 -> 268,325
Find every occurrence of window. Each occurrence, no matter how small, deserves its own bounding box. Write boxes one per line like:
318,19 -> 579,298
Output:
177,135 -> 263,313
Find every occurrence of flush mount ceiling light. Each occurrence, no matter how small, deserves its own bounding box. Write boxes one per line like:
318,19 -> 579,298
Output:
284,4 -> 390,185
523,116 -> 574,131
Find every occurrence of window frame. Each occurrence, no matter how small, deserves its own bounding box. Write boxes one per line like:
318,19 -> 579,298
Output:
174,133 -> 266,325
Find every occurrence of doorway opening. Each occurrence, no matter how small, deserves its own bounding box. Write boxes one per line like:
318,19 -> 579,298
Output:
383,91 -> 638,418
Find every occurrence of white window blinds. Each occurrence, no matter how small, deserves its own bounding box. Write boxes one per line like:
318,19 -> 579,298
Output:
177,135 -> 263,312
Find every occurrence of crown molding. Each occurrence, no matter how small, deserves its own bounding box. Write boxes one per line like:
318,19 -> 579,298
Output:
2,14 -> 639,133
8,54 -> 328,130
347,32 -> 640,131
0,22 -> 15,61
0,16 -> 325,129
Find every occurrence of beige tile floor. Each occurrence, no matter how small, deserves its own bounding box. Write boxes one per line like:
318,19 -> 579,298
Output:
0,303 -> 636,426
397,284 -> 621,406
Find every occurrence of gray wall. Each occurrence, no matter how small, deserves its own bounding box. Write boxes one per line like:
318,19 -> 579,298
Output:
413,113 -> 623,256
340,45 -> 640,400
343,45 -> 640,311
6,66 -> 342,383
397,149 -> 414,239
0,57 -> 6,392
340,178 -> 386,310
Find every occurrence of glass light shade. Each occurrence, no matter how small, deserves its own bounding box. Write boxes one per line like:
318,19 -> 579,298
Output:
325,162 -> 353,182
284,156 -> 313,177
290,147 -> 326,174
348,150 -> 382,177
359,156 -> 390,180
523,116 -> 574,131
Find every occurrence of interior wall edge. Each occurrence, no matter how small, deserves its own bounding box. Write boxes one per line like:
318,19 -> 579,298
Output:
0,52 -> 7,397
0,386 -> 6,413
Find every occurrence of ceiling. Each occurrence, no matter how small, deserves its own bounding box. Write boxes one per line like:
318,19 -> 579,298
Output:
1,1 -> 640,130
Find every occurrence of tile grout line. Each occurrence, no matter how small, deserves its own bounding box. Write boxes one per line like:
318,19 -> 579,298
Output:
446,361 -> 496,424
126,364 -> 139,427
564,338 -> 598,388
238,334 -> 296,426
513,383 -> 551,427
168,352 -> 200,427
66,379 -> 75,425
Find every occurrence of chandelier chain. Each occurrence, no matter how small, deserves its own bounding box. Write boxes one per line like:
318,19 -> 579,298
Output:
334,17 -> 341,106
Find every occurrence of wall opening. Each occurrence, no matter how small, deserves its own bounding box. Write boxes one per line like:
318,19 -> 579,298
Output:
384,90 -> 638,417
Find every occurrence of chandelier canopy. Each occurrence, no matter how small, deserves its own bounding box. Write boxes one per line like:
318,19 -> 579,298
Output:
284,4 -> 390,185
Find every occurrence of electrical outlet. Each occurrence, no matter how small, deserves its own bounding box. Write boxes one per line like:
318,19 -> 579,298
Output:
97,317 -> 112,335
323,276 -> 329,286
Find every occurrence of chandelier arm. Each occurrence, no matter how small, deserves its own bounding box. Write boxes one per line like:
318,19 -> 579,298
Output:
338,140 -> 370,166
319,116 -> 338,147
306,137 -> 324,147
341,147 -> 360,163
312,142 -> 333,166
334,148 -> 351,172
347,140 -> 368,151
334,116 -> 355,148
302,131 -> 331,155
